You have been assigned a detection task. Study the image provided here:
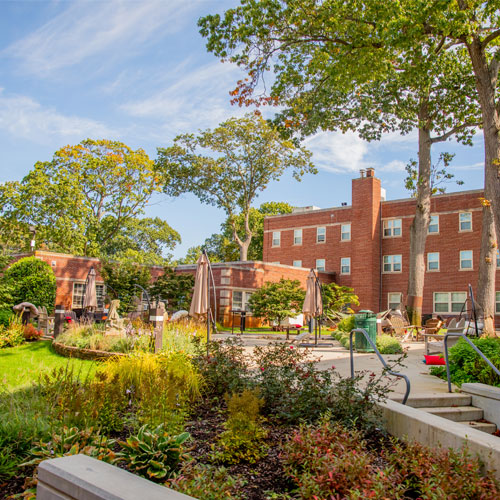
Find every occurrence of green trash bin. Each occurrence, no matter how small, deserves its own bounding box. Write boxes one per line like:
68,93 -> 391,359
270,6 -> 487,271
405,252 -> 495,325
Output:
354,310 -> 377,352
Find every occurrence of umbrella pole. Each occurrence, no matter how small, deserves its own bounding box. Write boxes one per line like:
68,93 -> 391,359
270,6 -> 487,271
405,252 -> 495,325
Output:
205,251 -> 210,356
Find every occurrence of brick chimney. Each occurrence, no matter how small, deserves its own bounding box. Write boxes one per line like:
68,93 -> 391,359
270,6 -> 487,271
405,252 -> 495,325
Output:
350,169 -> 381,311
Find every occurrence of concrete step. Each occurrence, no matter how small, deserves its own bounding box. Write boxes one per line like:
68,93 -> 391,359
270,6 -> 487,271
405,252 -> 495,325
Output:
391,393 -> 472,408
420,406 -> 483,422
459,420 -> 497,434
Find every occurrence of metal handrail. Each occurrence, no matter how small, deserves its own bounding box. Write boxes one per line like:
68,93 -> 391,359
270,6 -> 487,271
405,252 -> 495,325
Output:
349,328 -> 411,405
444,333 -> 500,393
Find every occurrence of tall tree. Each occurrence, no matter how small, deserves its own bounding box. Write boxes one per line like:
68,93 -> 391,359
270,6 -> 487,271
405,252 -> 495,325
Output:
199,0 -> 481,324
0,139 -> 164,258
157,114 -> 314,260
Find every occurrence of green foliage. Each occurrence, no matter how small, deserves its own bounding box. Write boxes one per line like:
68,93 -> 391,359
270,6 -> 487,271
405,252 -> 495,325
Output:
101,260 -> 151,314
248,278 -> 305,324
4,256 -> 56,313
117,424 -> 189,481
337,315 -> 356,333
430,337 -> 500,387
0,315 -> 25,348
322,283 -> 359,319
169,463 -> 245,499
282,415 -> 499,499
194,337 -> 250,397
22,426 -> 117,467
0,309 -> 13,328
0,253 -> 14,310
179,201 -> 294,264
158,114 -> 314,260
376,335 -> 403,354
405,152 -> 463,196
212,389 -> 268,464
0,139 -> 163,258
150,267 -> 194,311
100,217 -> 180,266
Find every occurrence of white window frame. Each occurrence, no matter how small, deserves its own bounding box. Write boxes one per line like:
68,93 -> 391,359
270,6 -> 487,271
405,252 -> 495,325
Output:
496,292 -> 500,314
316,227 -> 326,243
460,250 -> 473,270
293,260 -> 302,267
294,229 -> 303,245
459,212 -> 472,232
427,252 -> 440,272
316,259 -> 326,272
272,231 -> 281,247
340,257 -> 350,275
232,290 -> 253,312
433,292 -> 467,314
383,218 -> 402,238
383,254 -> 402,273
72,282 -> 106,309
428,215 -> 439,234
340,223 -> 351,241
388,292 -> 402,310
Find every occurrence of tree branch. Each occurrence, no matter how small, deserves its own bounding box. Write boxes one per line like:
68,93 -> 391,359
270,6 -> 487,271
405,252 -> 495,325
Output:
430,122 -> 481,144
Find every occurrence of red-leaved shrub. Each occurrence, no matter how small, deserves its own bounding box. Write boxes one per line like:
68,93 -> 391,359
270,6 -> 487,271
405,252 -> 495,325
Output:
23,323 -> 42,341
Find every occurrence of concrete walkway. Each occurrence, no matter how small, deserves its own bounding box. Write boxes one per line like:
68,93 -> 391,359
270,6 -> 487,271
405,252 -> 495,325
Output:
212,332 -> 454,398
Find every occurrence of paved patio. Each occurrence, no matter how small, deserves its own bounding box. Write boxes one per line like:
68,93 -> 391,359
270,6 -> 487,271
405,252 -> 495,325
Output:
212,332 -> 454,397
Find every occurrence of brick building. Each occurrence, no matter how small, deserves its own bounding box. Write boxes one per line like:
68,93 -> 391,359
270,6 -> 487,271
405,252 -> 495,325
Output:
263,168 -> 499,322
23,251 -> 334,327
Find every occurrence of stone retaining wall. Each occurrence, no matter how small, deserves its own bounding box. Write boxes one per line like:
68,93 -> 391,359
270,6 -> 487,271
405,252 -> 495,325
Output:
52,341 -> 126,361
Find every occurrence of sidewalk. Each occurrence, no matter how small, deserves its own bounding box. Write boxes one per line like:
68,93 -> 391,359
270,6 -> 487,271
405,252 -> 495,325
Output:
212,332 -> 454,397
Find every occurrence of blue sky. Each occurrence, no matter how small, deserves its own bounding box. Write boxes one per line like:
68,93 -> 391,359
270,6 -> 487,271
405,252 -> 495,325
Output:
0,0 -> 485,259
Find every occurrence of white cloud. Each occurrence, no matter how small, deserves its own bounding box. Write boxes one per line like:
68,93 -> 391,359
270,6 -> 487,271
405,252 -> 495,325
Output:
379,159 -> 407,172
303,131 -> 370,173
120,60 -> 248,137
4,0 -> 196,76
452,161 -> 483,171
0,90 -> 114,143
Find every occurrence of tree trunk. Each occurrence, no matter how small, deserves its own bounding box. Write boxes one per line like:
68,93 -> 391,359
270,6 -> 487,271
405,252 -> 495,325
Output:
466,38 -> 500,336
476,202 -> 497,336
407,112 -> 432,326
239,240 -> 250,261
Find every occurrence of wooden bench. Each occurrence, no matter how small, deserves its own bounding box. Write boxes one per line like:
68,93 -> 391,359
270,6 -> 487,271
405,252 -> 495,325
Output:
290,331 -> 311,345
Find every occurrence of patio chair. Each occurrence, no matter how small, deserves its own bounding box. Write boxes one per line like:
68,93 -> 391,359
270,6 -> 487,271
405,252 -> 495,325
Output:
388,315 -> 408,338
424,318 -> 465,355
423,317 -> 443,335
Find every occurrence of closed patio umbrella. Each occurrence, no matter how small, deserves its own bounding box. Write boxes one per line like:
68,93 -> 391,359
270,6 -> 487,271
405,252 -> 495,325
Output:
83,267 -> 97,312
302,269 -> 323,344
189,254 -> 209,318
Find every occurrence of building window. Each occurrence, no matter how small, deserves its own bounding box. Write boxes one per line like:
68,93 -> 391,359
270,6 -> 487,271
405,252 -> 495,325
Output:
427,252 -> 440,271
72,283 -> 106,309
271,261 -> 280,265
434,292 -> 467,314
293,260 -> 302,267
272,231 -> 280,247
316,259 -> 325,272
459,212 -> 472,232
340,223 -> 351,241
497,249 -> 500,268
383,218 -> 402,238
383,254 -> 402,273
340,257 -> 350,275
496,292 -> 500,314
232,291 -> 253,312
294,229 -> 302,245
460,250 -> 473,270
316,227 -> 326,243
428,215 -> 439,234
388,292 -> 402,310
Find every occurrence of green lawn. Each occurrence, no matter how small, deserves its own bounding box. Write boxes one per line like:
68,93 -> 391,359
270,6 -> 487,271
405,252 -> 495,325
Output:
0,340 -> 98,391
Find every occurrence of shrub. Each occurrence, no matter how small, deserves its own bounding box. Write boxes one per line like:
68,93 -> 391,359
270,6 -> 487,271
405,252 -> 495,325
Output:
282,416 -> 500,499
0,315 -> 25,348
4,257 -> 56,313
117,424 -> 189,481
23,323 -> 42,341
337,314 -> 355,333
211,389 -> 268,464
162,320 -> 206,355
169,463 -> 245,499
376,334 -> 403,354
193,337 -> 250,396
430,337 -> 500,387
0,309 -> 13,328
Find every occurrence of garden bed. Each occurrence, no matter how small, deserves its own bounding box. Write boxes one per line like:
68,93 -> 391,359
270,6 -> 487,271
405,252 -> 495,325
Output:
52,341 -> 126,361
